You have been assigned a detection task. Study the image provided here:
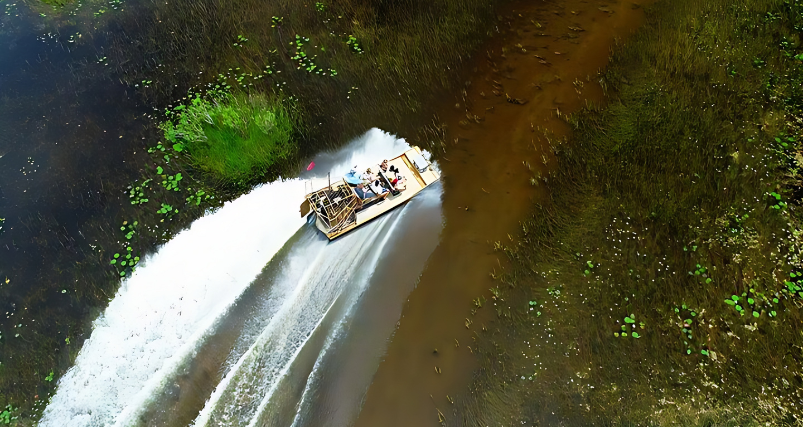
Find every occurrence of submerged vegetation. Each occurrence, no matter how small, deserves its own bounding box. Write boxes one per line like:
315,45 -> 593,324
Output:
461,0 -> 803,424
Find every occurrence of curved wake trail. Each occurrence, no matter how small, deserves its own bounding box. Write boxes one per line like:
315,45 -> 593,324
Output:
40,129 -> 413,427
40,178 -> 307,427
192,212 -> 402,427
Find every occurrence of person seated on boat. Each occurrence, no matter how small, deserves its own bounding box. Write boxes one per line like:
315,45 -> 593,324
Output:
361,168 -> 376,184
354,183 -> 377,199
388,165 -> 400,185
370,178 -> 390,196
379,159 -> 389,173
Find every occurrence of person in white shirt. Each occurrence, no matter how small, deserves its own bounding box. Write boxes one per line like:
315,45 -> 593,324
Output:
361,168 -> 376,184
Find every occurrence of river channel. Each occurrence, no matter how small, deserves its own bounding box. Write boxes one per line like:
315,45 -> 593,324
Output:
1,0 -> 648,425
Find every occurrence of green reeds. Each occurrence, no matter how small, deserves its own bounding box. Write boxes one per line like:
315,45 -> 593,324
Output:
161,93 -> 299,185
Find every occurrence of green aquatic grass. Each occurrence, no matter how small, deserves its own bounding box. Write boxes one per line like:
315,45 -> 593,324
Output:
161,93 -> 298,185
458,0 -> 803,425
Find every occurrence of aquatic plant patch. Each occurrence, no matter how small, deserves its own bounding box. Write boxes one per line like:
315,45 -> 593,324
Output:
128,179 -> 151,205
0,405 -> 17,424
290,34 -> 337,76
161,92 -> 299,184
186,188 -> 213,206
161,173 -> 182,192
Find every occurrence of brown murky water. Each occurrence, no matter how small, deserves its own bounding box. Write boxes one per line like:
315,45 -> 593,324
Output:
355,1 -> 648,425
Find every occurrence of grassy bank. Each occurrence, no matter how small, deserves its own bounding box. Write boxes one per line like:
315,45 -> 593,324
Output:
458,0 -> 803,424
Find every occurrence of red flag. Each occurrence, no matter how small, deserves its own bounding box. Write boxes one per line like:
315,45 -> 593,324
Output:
306,161 -> 315,171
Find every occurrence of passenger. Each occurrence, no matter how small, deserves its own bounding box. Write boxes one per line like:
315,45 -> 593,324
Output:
354,183 -> 376,199
360,168 -> 376,183
371,178 -> 389,195
379,159 -> 389,173
388,165 -> 400,185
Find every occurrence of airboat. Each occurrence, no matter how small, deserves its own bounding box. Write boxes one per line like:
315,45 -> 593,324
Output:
300,146 -> 440,240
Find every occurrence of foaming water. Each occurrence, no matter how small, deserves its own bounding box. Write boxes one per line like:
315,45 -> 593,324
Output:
40,178 -> 308,427
40,128 -> 418,427
286,184 -> 444,427
193,212 -> 402,427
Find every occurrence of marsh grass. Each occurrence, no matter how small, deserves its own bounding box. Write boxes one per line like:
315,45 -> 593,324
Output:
458,0 -> 803,424
103,0 -> 497,154
162,93 -> 299,185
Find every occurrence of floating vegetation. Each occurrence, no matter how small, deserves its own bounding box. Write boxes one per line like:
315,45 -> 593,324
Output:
128,179 -> 151,205
271,15 -> 283,28
724,287 -> 781,318
157,203 -> 178,218
110,246 -> 139,277
148,141 -> 174,162
161,173 -> 182,192
233,34 -> 248,48
782,271 -> 803,301
583,260 -> 595,276
614,313 -> 642,338
0,404 -> 17,424
290,34 -> 337,76
120,220 -> 137,240
186,188 -> 213,206
528,300 -> 541,317
673,304 -> 703,355
766,191 -> 788,210
346,34 -> 363,54
0,217 -> 4,235
689,263 -> 713,284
